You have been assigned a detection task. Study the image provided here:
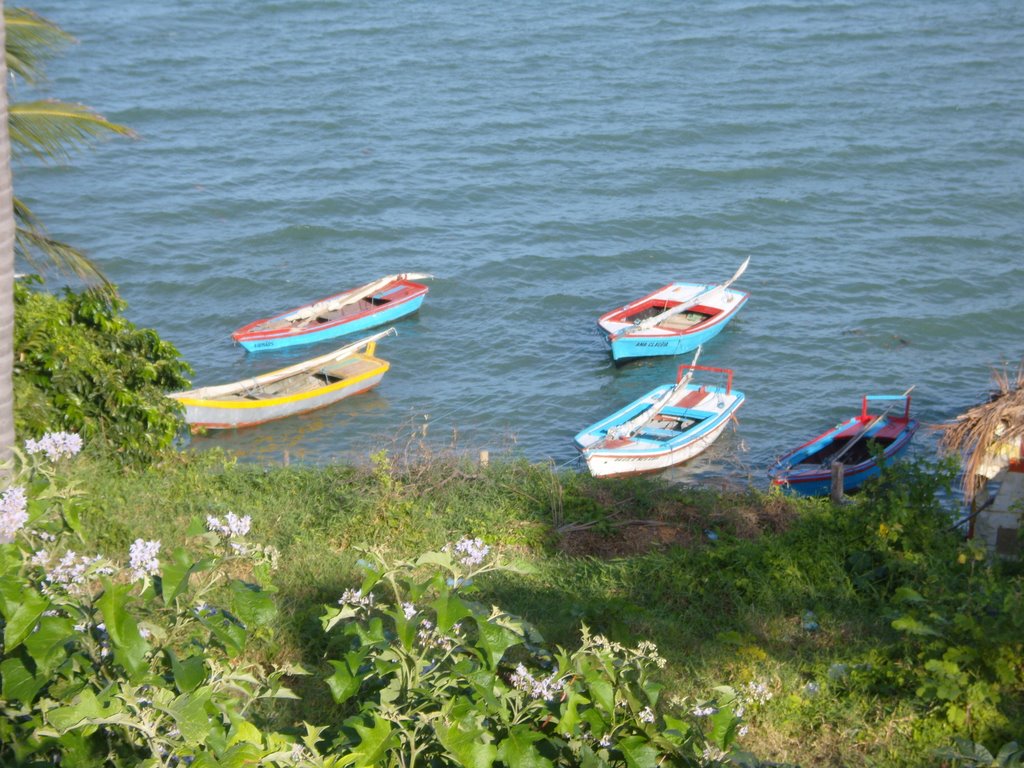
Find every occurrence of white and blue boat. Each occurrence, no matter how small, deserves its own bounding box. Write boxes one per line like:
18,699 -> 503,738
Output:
232,273 -> 432,352
598,258 -> 749,364
768,391 -> 918,496
574,354 -> 745,478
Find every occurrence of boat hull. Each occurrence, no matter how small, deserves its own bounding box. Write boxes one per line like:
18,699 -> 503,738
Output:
233,278 -> 428,352
768,399 -> 918,496
598,283 -> 748,363
171,352 -> 389,430
574,377 -> 744,478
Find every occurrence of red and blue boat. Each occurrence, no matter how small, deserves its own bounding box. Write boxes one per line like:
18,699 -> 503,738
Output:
768,391 -> 918,495
598,258 -> 749,364
232,273 -> 432,352
574,353 -> 745,478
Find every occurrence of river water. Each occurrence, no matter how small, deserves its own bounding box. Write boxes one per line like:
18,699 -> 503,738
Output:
17,1 -> 1024,483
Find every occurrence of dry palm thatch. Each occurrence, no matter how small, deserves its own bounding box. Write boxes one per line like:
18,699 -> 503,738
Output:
938,361 -> 1024,506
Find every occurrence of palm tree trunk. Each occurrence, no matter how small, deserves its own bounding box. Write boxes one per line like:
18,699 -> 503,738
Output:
0,0 -> 17,469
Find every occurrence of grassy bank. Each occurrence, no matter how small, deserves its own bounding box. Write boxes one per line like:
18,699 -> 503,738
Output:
76,448 -> 1023,767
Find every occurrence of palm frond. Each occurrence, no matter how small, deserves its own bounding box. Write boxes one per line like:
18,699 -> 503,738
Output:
13,196 -> 114,290
9,100 -> 138,162
4,7 -> 74,84
937,361 -> 1024,504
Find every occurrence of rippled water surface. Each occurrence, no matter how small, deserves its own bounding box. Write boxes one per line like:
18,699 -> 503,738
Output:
18,1 -> 1024,481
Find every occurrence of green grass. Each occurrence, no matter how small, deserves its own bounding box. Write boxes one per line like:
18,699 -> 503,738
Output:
74,448 -> 1022,768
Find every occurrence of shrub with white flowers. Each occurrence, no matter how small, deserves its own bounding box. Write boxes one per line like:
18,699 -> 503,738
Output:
0,434 -> 306,766
318,542 -> 748,767
1,437 -> 754,767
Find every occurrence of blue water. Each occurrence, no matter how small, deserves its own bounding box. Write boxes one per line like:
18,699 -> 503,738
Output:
16,1 -> 1024,482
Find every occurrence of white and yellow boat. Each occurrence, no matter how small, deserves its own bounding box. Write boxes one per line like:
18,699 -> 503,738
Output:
169,328 -> 395,431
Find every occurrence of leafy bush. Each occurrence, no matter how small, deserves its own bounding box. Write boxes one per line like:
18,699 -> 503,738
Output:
13,277 -> 192,465
832,460 -> 1024,751
3,437 -> 761,767
0,434 -> 304,767
319,543 -> 754,767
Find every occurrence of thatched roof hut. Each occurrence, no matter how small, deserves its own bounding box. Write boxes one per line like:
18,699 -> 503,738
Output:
938,361 -> 1024,507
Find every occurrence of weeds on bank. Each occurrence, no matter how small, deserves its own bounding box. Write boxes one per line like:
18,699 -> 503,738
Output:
70,447 -> 1024,767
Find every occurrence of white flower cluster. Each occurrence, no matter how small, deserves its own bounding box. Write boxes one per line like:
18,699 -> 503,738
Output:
692,704 -> 717,717
25,432 -> 83,461
338,588 -> 375,610
745,680 -> 773,705
638,706 -> 656,724
402,602 -> 417,619
702,745 -> 728,762
636,640 -> 667,669
415,618 -> 458,652
207,512 -> 252,552
1,486 -> 29,544
450,537 -> 490,566
129,538 -> 162,581
509,663 -> 566,701
206,512 -> 252,538
41,550 -> 114,595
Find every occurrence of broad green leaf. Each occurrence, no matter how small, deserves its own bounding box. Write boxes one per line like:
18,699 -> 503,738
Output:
160,547 -> 196,604
475,619 -> 522,668
641,680 -> 662,707
415,551 -> 454,570
556,692 -> 591,735
1,655 -> 47,703
617,736 -> 659,768
892,586 -> 925,604
349,715 -> 399,768
891,616 -> 940,637
0,582 -> 48,651
97,580 -> 150,681
587,679 -> 615,714
435,716 -> 497,768
199,613 -> 247,656
707,704 -> 738,749
431,590 -> 473,634
167,649 -> 208,694
326,649 -> 369,705
227,718 -> 264,747
166,687 -> 213,746
228,579 -> 277,627
24,615 -> 73,676
578,744 -> 612,768
46,688 -> 123,732
996,742 -> 1024,764
497,726 -> 552,768
661,714 -> 691,744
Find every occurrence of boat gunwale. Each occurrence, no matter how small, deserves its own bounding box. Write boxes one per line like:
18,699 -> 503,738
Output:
171,354 -> 389,410
768,417 -> 919,485
576,383 -> 745,460
598,285 -> 749,340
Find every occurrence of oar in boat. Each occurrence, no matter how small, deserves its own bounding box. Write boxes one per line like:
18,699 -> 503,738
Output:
604,346 -> 704,442
827,385 -> 916,467
286,272 -> 434,326
190,327 -> 398,400
612,256 -> 750,339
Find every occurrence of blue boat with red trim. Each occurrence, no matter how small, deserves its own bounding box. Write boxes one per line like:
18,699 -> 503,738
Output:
232,273 -> 432,352
598,258 -> 749,364
768,391 -> 918,496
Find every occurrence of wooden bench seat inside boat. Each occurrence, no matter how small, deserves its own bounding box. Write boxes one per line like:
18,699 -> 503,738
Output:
658,311 -> 709,331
